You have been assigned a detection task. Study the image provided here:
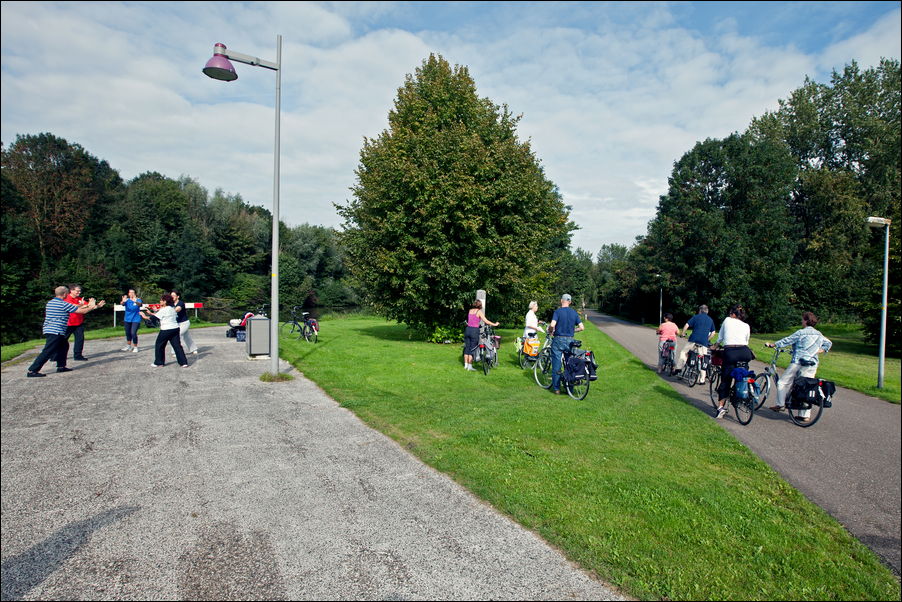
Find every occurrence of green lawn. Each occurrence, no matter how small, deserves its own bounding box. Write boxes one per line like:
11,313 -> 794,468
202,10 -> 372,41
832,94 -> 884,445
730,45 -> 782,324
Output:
280,316 -> 898,601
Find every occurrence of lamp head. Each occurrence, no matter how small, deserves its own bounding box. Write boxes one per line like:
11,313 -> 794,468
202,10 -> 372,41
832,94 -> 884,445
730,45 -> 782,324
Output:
867,216 -> 891,228
203,43 -> 238,81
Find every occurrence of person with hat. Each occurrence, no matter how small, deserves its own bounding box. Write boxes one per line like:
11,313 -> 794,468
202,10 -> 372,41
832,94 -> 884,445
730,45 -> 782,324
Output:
548,294 -> 584,394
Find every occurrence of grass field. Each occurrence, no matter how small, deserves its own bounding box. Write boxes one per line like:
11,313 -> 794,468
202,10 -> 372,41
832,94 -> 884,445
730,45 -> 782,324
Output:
279,315 -> 899,601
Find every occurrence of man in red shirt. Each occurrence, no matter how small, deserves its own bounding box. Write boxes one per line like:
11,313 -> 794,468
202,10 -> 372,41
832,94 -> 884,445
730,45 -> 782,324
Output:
64,284 -> 105,361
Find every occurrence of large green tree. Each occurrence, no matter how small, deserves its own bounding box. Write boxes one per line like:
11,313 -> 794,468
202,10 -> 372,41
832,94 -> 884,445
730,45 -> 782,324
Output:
337,54 -> 572,331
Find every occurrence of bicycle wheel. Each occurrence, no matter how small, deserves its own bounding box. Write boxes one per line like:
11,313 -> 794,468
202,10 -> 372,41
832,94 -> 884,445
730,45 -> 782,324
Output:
734,394 -> 754,425
566,371 -> 590,400
788,399 -> 824,427
708,367 -> 721,408
280,321 -> 301,340
686,364 -> 700,387
302,323 -> 317,343
534,348 -> 553,389
753,374 -> 770,410
482,347 -> 491,375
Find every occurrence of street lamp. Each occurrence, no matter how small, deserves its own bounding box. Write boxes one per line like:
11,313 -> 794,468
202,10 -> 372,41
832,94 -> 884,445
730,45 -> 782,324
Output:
655,273 -> 662,325
867,216 -> 891,389
204,37 -> 282,376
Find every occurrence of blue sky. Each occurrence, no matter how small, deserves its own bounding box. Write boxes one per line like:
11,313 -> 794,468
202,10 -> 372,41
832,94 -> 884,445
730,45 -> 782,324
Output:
2,1 -> 899,253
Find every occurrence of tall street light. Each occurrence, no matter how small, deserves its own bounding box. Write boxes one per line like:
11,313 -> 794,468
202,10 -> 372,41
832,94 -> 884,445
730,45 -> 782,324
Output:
204,37 -> 282,376
867,216 -> 891,389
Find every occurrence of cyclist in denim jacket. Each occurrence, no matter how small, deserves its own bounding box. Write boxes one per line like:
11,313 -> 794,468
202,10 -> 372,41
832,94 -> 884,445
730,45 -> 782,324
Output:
766,311 -> 832,422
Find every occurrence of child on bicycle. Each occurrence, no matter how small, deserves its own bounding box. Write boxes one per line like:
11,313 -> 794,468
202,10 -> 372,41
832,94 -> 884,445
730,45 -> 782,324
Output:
656,313 -> 679,374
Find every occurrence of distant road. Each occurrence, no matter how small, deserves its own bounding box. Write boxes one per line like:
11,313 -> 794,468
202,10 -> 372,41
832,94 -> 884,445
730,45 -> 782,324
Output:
587,311 -> 901,574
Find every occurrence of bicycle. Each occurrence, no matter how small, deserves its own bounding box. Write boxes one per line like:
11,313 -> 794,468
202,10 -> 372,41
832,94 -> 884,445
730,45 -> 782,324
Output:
707,349 -> 723,407
678,341 -> 709,387
476,324 -> 500,375
534,336 -> 592,400
752,345 -> 783,411
658,339 -> 676,375
759,344 -> 832,427
727,361 -> 761,425
280,305 -> 319,343
516,322 -> 546,369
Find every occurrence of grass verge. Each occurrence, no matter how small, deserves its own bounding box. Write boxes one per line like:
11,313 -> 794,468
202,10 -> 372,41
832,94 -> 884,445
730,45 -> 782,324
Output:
279,316 -> 898,601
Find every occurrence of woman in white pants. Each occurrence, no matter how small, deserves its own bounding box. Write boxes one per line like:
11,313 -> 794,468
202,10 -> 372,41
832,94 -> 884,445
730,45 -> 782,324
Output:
171,290 -> 198,355
766,311 -> 832,422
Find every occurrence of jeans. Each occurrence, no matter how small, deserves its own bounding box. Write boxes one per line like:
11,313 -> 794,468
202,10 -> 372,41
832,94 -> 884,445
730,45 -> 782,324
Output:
124,321 -> 140,345
66,324 -> 85,358
551,336 -> 572,391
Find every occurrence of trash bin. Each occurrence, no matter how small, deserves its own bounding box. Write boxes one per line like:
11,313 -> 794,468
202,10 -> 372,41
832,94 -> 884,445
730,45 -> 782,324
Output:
246,317 -> 271,357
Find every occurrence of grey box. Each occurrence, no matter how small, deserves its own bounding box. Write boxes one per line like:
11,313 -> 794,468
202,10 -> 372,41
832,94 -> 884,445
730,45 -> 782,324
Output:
246,317 -> 271,357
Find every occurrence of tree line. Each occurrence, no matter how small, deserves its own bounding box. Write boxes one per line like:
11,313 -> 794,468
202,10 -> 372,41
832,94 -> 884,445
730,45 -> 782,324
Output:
1,133 -> 356,345
575,59 -> 899,352
3,56 -> 897,352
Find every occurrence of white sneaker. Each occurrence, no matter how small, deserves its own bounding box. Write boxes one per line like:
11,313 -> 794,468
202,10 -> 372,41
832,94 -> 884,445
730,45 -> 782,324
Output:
191,350 -> 198,355
150,363 -> 161,368
716,406 -> 728,419
132,347 -> 139,353
121,346 -> 131,352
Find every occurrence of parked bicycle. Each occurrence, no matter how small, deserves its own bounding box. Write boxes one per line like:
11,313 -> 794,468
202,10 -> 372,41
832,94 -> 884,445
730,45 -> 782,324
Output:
281,305 -> 319,343
476,324 -> 500,375
516,322 -> 547,369
533,336 -> 595,400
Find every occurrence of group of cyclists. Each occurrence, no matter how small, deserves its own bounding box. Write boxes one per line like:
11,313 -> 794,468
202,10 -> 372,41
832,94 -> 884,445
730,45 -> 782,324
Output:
657,304 -> 832,421
464,294 -> 834,423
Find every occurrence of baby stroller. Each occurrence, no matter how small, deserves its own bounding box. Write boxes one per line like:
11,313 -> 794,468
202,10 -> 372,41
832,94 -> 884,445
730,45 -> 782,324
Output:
226,311 -> 255,341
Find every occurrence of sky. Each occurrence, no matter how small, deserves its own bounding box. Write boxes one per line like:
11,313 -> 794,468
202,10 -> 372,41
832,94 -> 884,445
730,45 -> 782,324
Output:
2,1 -> 900,254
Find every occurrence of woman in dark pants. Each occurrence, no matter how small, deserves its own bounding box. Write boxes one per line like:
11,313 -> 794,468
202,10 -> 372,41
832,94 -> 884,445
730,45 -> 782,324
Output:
140,294 -> 188,368
713,305 -> 753,419
463,300 -> 498,371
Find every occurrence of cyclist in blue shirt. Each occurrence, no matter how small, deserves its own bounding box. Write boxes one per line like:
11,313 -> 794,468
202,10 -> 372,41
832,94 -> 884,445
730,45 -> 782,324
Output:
549,294 -> 584,394
675,304 -> 716,383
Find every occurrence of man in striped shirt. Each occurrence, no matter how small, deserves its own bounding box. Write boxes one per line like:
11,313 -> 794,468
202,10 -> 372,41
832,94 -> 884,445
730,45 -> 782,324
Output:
27,286 -> 100,377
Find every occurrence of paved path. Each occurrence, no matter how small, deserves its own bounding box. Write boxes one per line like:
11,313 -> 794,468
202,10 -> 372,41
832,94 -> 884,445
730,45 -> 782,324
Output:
1,328 -> 623,601
586,311 -> 901,574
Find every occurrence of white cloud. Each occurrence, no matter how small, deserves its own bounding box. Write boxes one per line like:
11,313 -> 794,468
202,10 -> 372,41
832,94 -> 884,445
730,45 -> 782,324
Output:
2,1 -> 900,257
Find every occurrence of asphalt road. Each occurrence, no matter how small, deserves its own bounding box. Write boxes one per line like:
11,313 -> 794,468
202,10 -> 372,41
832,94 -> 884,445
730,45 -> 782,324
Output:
586,311 -> 901,575
1,328 -> 623,601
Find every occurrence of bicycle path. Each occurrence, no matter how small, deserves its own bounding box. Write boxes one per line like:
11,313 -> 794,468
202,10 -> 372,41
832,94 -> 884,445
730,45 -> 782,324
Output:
586,311 -> 901,574
1,328 -> 623,600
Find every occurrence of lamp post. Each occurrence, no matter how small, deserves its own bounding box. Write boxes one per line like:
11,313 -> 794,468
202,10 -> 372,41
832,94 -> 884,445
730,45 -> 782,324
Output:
867,216 -> 891,389
655,273 -> 662,325
204,36 -> 282,376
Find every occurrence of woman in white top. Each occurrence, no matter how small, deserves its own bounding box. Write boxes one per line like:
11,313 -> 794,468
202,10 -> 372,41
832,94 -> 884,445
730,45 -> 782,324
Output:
523,301 -> 545,337
713,304 -> 753,418
140,294 -> 188,368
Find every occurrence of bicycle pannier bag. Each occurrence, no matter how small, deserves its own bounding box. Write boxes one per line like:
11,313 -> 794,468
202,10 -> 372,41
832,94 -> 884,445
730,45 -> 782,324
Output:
710,348 -> 723,366
731,367 -> 753,399
790,377 -> 822,408
565,355 -> 587,383
523,336 -> 540,357
699,354 -> 711,371
492,335 -> 501,349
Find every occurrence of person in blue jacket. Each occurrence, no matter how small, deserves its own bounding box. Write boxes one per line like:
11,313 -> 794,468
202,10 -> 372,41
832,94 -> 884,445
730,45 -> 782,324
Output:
121,288 -> 143,353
